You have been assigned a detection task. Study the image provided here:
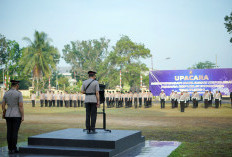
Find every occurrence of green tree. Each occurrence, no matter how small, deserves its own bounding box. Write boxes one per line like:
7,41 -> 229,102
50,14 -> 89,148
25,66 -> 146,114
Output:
62,36 -> 151,90
109,35 -> 151,90
0,34 -> 8,66
58,76 -> 70,90
62,37 -> 110,81
0,34 -> 23,88
20,30 -> 60,90
188,61 -> 217,69
143,74 -> 149,88
224,12 -> 232,43
65,80 -> 82,93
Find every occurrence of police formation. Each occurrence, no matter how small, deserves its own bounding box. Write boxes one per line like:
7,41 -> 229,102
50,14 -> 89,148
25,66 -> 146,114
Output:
161,89 -> 223,112
105,90 -> 153,108
33,90 -> 154,109
32,89 -> 223,112
33,91 -> 86,108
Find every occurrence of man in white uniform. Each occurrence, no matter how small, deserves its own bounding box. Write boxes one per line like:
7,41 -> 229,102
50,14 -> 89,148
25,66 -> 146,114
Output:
170,90 -> 175,108
203,90 -> 210,108
214,90 -> 221,108
159,90 -> 166,109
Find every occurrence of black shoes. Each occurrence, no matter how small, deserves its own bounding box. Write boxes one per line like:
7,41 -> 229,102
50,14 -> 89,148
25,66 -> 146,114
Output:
86,129 -> 97,134
9,149 -> 19,154
91,130 -> 97,134
87,129 -> 91,134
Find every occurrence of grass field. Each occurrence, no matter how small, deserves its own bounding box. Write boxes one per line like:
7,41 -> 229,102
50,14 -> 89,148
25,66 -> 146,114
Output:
0,102 -> 232,157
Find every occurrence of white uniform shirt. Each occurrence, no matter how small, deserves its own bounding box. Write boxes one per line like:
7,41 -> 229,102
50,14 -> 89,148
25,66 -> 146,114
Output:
31,94 -> 36,100
179,94 -> 186,102
203,92 -> 210,100
170,92 -> 175,99
121,94 -> 124,100
115,93 -> 119,99
39,93 -> 44,100
54,93 -> 59,100
52,93 -> 55,100
133,93 -> 139,99
184,92 -> 190,101
192,93 -> 200,100
159,92 -> 166,100
65,94 -> 70,101
47,93 -> 52,101
72,94 -> 78,100
129,93 -> 133,100
174,93 -> 180,100
110,94 -> 114,100
59,94 -> 63,100
214,93 -> 221,100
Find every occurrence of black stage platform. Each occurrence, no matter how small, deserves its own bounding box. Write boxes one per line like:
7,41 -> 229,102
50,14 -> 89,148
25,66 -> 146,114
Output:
19,128 -> 145,157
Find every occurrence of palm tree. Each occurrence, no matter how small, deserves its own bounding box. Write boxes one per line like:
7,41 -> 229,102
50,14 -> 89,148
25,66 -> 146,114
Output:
21,30 -> 60,90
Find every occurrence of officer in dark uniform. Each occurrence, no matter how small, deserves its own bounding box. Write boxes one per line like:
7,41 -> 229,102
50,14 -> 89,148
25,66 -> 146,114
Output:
81,71 -> 100,134
2,80 -> 24,154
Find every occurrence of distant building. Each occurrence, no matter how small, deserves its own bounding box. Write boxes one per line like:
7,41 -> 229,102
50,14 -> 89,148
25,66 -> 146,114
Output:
58,66 -> 72,74
58,66 -> 77,86
62,73 -> 72,79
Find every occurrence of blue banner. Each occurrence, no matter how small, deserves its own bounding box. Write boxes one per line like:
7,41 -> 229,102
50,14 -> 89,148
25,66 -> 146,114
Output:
149,68 -> 232,96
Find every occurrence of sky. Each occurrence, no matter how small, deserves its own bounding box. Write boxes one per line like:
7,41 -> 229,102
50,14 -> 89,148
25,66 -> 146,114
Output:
0,0 -> 232,70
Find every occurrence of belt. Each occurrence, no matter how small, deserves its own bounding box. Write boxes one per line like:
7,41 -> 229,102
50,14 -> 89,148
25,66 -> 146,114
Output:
7,106 -> 19,108
86,93 -> 96,95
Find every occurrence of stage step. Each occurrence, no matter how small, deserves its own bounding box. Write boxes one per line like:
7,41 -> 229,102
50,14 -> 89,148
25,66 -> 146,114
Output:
20,145 -> 112,157
19,128 -> 145,157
